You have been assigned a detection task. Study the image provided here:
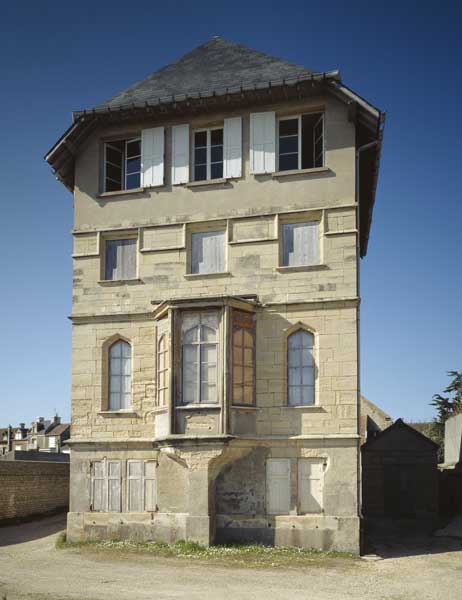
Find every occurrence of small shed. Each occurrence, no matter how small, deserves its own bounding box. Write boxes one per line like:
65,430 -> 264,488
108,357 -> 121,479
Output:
361,419 -> 439,518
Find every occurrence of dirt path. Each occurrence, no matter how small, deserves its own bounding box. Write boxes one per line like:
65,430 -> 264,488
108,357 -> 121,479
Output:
0,515 -> 461,600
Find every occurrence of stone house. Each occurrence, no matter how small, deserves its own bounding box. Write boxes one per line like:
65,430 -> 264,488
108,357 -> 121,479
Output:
46,37 -> 384,552
0,424 -> 29,455
28,416 -> 70,452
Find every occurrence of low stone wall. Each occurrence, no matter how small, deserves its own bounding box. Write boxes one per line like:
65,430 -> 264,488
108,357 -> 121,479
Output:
0,460 -> 69,522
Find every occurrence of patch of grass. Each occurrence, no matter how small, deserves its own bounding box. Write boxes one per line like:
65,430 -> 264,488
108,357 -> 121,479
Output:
56,533 -> 358,568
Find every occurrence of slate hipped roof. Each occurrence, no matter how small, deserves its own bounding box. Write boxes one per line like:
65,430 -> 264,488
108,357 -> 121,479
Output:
95,37 -> 320,112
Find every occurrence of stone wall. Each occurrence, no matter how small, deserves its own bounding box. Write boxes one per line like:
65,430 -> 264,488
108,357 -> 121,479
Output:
0,461 -> 69,522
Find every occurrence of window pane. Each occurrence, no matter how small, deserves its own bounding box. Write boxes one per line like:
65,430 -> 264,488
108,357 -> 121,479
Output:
279,154 -> 298,171
244,367 -> 253,384
194,165 -> 207,182
106,163 -> 122,181
243,386 -> 253,404
210,129 -> 223,145
194,147 -> 207,165
279,136 -> 298,155
126,157 -> 141,175
301,386 -> 315,405
194,131 -> 207,147
106,146 -> 123,166
233,385 -> 243,403
302,367 -> 314,385
126,173 -> 140,189
233,329 -> 243,346
211,162 -> 223,179
289,367 -> 301,385
211,145 -> 223,163
201,344 -> 217,366
126,140 -> 141,158
105,178 -> 121,192
201,383 -> 217,403
279,118 -> 298,136
288,386 -> 301,406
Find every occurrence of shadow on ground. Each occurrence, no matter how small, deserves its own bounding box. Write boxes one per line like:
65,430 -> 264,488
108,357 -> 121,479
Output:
363,517 -> 462,559
0,512 -> 66,547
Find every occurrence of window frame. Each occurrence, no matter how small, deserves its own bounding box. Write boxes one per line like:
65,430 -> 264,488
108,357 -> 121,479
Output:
231,310 -> 256,407
103,136 -> 141,193
193,126 -> 224,182
285,325 -> 317,407
157,334 -> 168,407
277,112 -> 324,171
179,310 -> 220,406
108,339 -> 132,412
101,232 -> 138,282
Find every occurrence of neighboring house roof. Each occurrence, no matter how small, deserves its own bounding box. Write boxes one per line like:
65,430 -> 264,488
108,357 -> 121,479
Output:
45,423 -> 70,437
362,418 -> 439,450
45,36 -> 385,256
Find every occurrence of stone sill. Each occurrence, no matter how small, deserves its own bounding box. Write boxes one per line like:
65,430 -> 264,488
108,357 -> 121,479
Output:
98,187 -> 146,198
186,178 -> 229,188
184,272 -> 231,280
98,278 -> 143,286
276,264 -> 328,273
175,404 -> 221,411
97,411 -> 138,417
286,405 -> 325,412
231,405 -> 259,411
272,166 -> 330,178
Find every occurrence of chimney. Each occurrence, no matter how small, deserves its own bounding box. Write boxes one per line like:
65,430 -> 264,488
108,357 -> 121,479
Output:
19,423 -> 25,429
53,415 -> 61,425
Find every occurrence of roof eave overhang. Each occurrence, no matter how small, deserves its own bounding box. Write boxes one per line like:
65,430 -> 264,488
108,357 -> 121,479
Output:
45,71 -> 384,256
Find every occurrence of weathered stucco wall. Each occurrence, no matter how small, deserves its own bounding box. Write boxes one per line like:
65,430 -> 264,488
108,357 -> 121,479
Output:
0,461 -> 69,522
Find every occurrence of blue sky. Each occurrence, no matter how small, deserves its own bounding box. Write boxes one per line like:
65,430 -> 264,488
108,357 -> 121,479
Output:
0,0 -> 461,425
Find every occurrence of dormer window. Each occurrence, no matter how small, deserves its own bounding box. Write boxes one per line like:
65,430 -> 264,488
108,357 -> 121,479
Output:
278,113 -> 324,171
193,128 -> 223,181
104,138 -> 141,192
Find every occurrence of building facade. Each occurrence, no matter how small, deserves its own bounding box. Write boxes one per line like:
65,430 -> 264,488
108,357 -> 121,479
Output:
46,38 -> 384,552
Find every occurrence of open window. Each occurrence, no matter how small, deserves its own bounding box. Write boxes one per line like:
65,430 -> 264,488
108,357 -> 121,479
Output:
193,128 -> 224,181
278,113 -> 324,171
104,138 -> 141,192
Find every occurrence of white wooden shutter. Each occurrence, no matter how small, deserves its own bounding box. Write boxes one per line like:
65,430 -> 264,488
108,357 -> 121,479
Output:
283,221 -> 319,267
266,458 -> 291,514
127,460 -> 143,512
250,112 -> 275,174
144,461 -> 157,511
107,460 -> 121,512
191,230 -> 225,274
92,461 -> 106,512
298,459 -> 324,513
171,124 -> 189,184
141,127 -> 164,187
223,117 -> 242,179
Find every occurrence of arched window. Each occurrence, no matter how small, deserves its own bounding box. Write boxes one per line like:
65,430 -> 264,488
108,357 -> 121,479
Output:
109,340 -> 131,410
287,330 -> 315,406
157,335 -> 168,406
181,312 -> 218,404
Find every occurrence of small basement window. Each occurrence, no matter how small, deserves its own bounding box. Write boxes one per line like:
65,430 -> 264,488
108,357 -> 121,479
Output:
194,128 -> 223,181
278,113 -> 324,171
104,138 -> 141,192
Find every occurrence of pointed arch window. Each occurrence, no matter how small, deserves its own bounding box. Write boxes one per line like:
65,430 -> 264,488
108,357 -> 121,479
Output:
109,340 -> 132,410
287,330 -> 315,406
181,312 -> 219,404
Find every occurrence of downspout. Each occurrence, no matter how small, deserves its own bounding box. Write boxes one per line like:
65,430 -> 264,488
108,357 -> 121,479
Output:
355,139 -> 379,523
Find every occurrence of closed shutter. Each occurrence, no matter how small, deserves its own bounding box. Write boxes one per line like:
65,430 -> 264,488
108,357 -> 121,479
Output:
250,112 -> 275,174
172,124 -> 189,184
107,460 -> 121,512
144,461 -> 157,511
127,460 -> 143,512
223,117 -> 242,179
191,230 -> 225,274
92,461 -> 106,512
266,458 -> 291,514
283,221 -> 319,267
141,127 -> 164,187
298,459 -> 324,513
105,239 -> 137,280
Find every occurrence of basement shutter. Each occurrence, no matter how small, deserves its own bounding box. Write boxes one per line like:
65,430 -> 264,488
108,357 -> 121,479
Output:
141,127 -> 164,187
127,460 -> 144,512
223,117 -> 242,178
250,112 -> 275,174
298,459 -> 324,513
107,460 -> 121,512
92,461 -> 106,512
266,458 -> 290,514
172,124 -> 189,184
144,461 -> 157,511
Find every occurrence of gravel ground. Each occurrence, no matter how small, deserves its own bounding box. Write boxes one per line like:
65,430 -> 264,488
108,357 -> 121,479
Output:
1,514 -> 462,600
